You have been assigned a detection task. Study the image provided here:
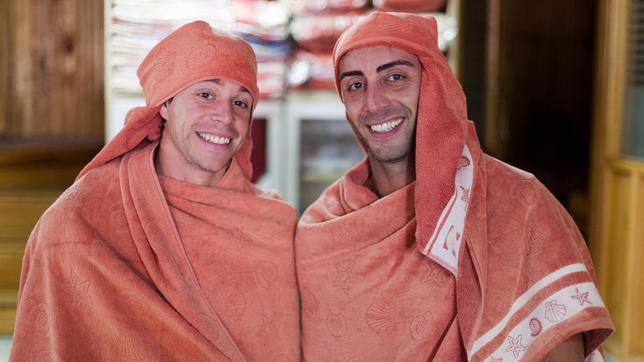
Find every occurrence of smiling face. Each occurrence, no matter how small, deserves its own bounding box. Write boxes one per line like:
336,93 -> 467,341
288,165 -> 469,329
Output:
157,79 -> 253,186
338,45 -> 421,167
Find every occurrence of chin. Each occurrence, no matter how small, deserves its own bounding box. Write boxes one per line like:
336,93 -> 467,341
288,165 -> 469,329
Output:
191,155 -> 229,172
371,149 -> 412,164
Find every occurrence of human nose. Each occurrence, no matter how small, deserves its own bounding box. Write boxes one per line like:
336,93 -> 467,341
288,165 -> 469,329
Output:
365,83 -> 390,112
210,99 -> 234,126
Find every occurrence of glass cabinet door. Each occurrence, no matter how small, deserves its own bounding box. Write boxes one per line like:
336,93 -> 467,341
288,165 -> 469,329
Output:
621,0 -> 644,160
299,118 -> 363,212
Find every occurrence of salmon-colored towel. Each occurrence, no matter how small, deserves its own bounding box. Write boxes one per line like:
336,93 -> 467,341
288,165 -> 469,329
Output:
296,12 -> 613,361
11,21 -> 300,361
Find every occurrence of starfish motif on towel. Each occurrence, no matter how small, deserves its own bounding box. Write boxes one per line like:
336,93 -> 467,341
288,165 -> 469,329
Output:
505,334 -> 527,359
571,288 -> 592,306
255,314 -> 277,337
442,225 -> 461,257
332,259 -> 355,294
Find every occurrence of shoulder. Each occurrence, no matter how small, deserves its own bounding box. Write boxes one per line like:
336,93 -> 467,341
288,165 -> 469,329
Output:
483,155 -> 558,219
467,156 -> 611,362
481,154 -> 591,269
298,177 -> 346,225
29,159 -> 125,253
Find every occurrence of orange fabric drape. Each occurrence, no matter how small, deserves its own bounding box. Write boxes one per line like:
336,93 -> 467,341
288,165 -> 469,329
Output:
297,12 -> 613,361
12,143 -> 300,361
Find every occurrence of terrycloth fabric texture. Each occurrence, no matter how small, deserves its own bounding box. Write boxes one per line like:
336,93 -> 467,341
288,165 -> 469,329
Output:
297,169 -> 466,360
12,21 -> 299,361
79,20 -> 259,180
296,11 -> 613,361
12,143 -> 300,361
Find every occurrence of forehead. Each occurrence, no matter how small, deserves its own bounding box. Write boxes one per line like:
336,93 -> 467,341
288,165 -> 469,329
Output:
181,79 -> 250,95
338,45 -> 419,72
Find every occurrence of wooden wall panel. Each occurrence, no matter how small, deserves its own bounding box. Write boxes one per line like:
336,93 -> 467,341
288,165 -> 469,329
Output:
0,144 -> 101,335
635,172 -> 644,356
484,0 -> 597,233
590,0 -> 644,359
1,0 -> 104,139
0,1 -> 12,136
603,170 -> 632,345
0,0 -> 105,335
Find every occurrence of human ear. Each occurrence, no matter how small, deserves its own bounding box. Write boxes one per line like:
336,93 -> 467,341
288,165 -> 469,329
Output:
159,100 -> 171,121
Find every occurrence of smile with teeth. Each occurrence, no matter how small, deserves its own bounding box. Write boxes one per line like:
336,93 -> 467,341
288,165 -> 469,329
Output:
197,132 -> 231,145
369,118 -> 403,133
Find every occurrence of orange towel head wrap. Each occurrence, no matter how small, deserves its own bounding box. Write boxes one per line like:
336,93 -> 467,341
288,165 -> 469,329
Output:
332,12 -> 471,264
79,20 -> 259,179
138,20 -> 259,108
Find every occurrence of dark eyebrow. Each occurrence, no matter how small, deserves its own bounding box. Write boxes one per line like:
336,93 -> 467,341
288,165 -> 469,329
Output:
238,86 -> 251,95
339,70 -> 363,81
208,79 -> 251,95
376,60 -> 415,72
339,60 -> 415,81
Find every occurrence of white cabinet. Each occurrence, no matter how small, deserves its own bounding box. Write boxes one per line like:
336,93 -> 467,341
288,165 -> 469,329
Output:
280,91 -> 362,212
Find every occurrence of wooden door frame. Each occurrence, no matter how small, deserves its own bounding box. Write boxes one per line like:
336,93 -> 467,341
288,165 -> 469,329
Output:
589,0 -> 644,359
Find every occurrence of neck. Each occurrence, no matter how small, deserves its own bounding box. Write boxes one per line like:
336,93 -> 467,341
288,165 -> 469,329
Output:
366,155 -> 415,197
155,139 -> 228,187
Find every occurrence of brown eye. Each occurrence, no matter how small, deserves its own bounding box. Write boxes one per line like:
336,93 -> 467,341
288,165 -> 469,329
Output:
197,92 -> 213,99
234,100 -> 249,109
348,81 -> 364,91
387,74 -> 405,81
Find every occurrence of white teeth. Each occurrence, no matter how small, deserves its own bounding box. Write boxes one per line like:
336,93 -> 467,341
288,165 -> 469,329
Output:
370,118 -> 403,133
198,132 -> 231,145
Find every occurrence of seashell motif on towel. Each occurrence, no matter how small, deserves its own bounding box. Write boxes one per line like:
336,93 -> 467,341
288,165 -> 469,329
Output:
529,317 -> 542,336
458,155 -> 471,169
365,301 -> 395,334
186,43 -> 218,69
118,329 -> 146,361
524,220 -> 548,257
121,289 -> 151,321
255,260 -> 278,288
145,49 -> 176,95
409,310 -> 434,342
543,300 -> 567,323
326,313 -> 347,337
29,302 -> 50,331
197,313 -> 220,342
300,287 -> 320,317
217,286 -> 246,321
